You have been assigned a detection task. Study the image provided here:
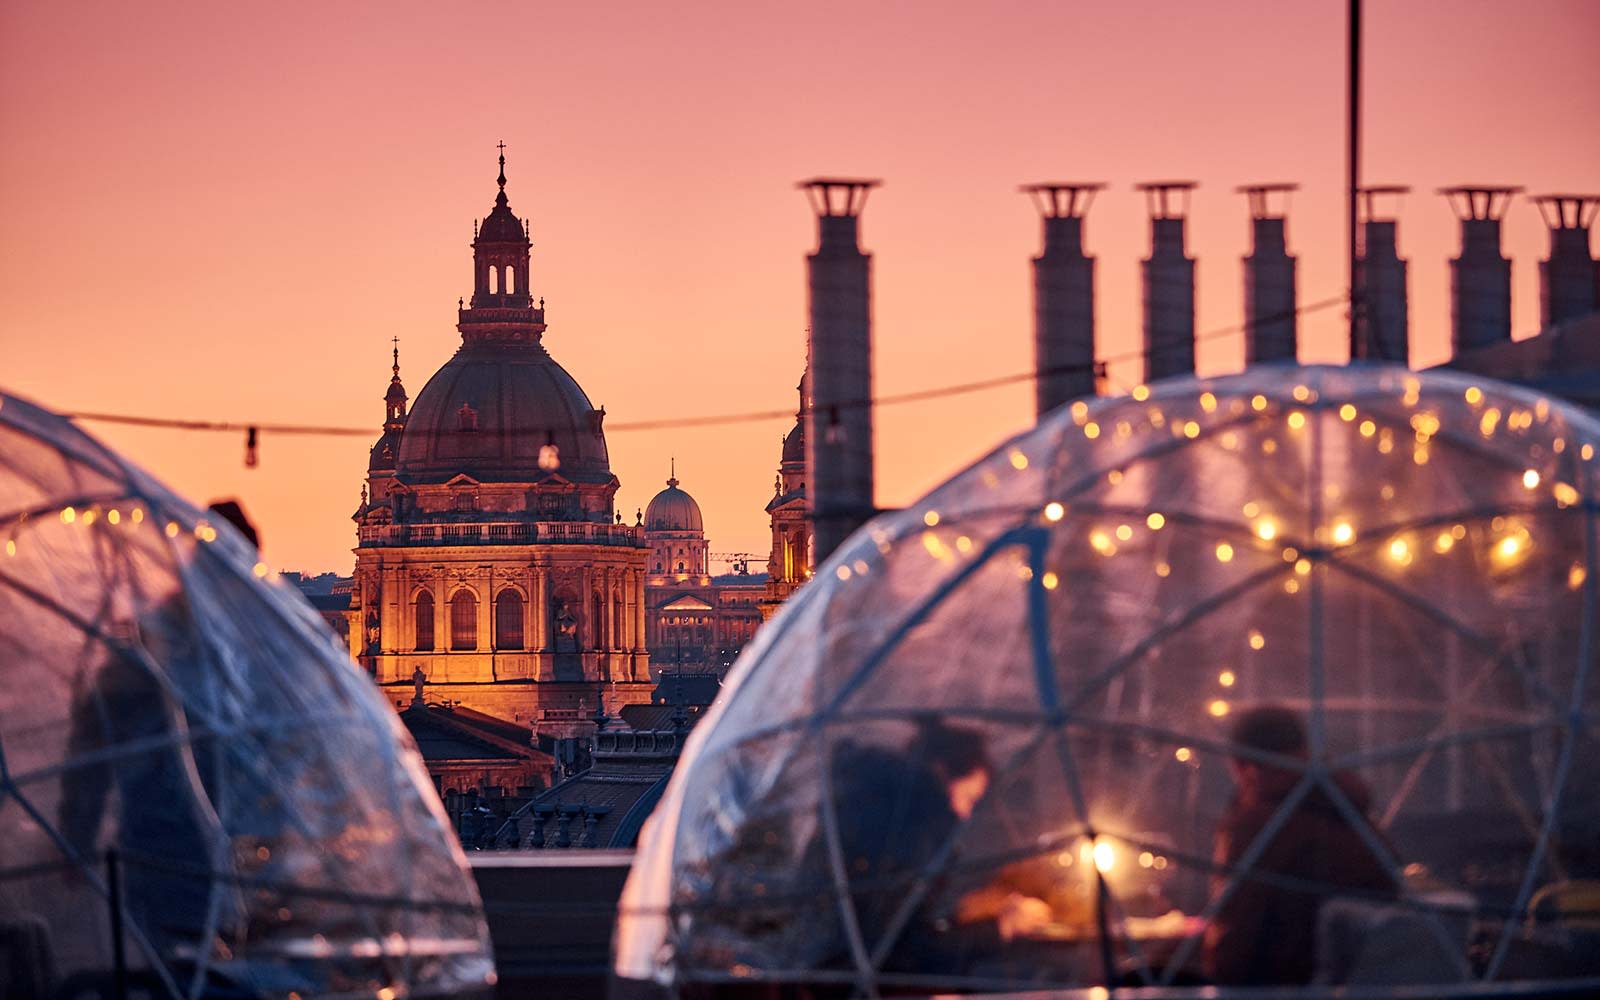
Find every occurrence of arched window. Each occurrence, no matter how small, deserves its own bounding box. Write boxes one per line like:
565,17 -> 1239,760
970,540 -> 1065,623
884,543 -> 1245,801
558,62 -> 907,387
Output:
505,265 -> 516,294
415,591 -> 435,651
489,266 -> 499,294
495,590 -> 524,650
451,591 -> 477,650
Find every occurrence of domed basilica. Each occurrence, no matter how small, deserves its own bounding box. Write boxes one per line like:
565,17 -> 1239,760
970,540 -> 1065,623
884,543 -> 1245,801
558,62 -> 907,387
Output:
350,151 -> 652,732
348,151 -> 811,739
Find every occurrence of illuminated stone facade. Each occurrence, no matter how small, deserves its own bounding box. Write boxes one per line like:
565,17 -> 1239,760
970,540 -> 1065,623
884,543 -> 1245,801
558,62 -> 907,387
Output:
760,375 -> 811,620
349,154 -> 650,735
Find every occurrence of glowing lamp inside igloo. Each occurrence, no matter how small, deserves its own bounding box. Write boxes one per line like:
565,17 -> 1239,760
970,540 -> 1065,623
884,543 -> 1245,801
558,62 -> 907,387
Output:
617,364 -> 1600,996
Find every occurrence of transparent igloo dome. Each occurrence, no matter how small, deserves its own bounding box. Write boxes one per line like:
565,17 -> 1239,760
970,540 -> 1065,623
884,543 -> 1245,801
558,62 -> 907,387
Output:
618,364 -> 1600,996
0,391 -> 494,999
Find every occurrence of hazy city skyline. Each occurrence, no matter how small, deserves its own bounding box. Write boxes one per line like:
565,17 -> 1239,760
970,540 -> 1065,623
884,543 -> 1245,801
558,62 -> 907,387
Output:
3,0 -> 1597,572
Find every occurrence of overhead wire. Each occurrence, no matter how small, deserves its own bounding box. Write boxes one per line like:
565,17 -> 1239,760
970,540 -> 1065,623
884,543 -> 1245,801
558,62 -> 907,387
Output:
62,294 -> 1348,443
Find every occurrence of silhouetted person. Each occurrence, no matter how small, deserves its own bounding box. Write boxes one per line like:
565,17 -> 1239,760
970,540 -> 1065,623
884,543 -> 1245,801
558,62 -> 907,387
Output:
58,501 -> 261,965
1203,705 -> 1395,986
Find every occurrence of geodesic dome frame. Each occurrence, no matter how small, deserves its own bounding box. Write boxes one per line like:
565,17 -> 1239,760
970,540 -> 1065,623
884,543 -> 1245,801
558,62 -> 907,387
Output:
618,364 -> 1600,996
0,391 -> 494,999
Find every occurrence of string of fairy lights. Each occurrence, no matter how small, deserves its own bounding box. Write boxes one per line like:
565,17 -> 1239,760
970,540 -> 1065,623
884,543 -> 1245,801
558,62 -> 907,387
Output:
59,296 -> 1353,469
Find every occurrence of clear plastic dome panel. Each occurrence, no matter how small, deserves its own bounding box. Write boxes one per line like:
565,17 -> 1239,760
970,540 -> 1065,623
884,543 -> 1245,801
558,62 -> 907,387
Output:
617,365 -> 1600,995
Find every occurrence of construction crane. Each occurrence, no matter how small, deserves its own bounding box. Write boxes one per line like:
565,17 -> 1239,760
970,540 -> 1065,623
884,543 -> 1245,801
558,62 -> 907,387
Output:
710,552 -> 763,575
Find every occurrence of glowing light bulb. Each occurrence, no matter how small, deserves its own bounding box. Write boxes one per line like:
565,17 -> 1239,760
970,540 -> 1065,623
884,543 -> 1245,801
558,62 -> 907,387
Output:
1093,839 -> 1116,873
1496,535 -> 1524,560
1295,558 -> 1312,576
1071,400 -> 1089,425
1208,699 -> 1231,718
1132,385 -> 1150,402
1287,412 -> 1306,430
923,510 -> 940,527
835,565 -> 852,581
1434,531 -> 1455,554
131,508 -> 144,523
253,562 -> 270,578
1331,521 -> 1355,546
1522,469 -> 1540,490
1359,419 -> 1376,438
1215,542 -> 1234,563
1465,386 -> 1483,405
1218,670 -> 1236,688
1200,392 -> 1218,413
1338,404 -> 1357,422
1174,747 -> 1193,763
1155,561 -> 1171,578
1044,501 -> 1065,522
1042,571 -> 1060,590
1139,851 -> 1155,868
1292,385 -> 1311,402
1089,530 -> 1115,556
1083,421 -> 1101,439
1570,564 -> 1588,590
1251,394 -> 1268,412
1146,512 -> 1166,530
107,509 -> 121,526
1554,483 -> 1580,506
1242,501 -> 1261,518
1115,524 -> 1133,541
60,507 -> 76,524
1248,630 -> 1265,650
4,540 -> 14,557
1387,537 -> 1412,565
1254,518 -> 1277,541
165,521 -> 180,538
1106,469 -> 1124,485
1183,421 -> 1200,439
1583,444 -> 1595,461
955,535 -> 972,554
1009,450 -> 1029,470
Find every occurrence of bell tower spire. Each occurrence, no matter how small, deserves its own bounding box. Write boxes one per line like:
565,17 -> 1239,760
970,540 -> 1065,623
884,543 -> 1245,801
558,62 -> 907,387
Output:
385,336 -> 408,428
459,142 -> 546,347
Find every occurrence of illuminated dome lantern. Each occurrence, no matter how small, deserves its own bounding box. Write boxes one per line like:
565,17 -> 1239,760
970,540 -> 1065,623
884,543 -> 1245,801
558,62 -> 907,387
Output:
618,364 -> 1600,996
0,390 -> 493,997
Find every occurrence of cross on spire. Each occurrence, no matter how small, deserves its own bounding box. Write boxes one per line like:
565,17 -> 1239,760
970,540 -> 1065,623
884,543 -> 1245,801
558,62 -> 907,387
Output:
391,336 -> 400,378
496,140 -> 507,191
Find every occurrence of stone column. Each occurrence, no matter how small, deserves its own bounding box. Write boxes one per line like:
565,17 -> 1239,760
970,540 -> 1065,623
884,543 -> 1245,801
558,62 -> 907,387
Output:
478,566 -> 493,653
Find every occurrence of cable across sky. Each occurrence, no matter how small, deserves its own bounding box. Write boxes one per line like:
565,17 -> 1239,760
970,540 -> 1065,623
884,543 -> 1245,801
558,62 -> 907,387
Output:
65,295 -> 1350,440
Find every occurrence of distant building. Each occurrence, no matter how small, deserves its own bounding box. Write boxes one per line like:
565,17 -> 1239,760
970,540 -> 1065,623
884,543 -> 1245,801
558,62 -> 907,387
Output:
348,151 -> 652,738
643,467 -> 766,671
761,374 -> 811,620
495,671 -> 719,850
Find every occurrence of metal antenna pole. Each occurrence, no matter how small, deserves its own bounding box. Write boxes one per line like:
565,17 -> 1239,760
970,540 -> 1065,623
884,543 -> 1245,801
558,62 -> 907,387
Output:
1348,0 -> 1363,359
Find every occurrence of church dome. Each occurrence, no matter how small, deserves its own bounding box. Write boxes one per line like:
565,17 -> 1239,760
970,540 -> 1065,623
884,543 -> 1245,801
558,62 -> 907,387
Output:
781,419 -> 804,466
645,474 -> 704,533
395,341 -> 610,484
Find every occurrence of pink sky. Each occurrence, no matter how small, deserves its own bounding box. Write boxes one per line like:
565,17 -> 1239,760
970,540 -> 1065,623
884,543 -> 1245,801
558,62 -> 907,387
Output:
3,1 -> 1597,573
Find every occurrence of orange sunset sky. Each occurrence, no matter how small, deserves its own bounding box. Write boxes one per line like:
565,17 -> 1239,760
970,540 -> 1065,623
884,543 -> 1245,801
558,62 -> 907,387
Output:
3,1 -> 1598,574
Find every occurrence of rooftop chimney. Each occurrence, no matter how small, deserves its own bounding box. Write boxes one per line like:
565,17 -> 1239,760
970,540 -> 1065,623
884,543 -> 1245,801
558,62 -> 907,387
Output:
1136,182 -> 1197,383
1238,184 -> 1299,365
1440,185 -> 1521,355
799,178 -> 880,565
1353,186 -> 1411,364
1022,183 -> 1104,418
1531,194 -> 1600,327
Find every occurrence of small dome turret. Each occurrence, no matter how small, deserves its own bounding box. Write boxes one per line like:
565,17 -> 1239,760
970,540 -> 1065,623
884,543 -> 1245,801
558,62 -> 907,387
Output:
645,463 -> 704,533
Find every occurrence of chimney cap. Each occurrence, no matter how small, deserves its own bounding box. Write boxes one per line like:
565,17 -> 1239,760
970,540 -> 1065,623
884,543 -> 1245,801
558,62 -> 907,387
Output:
1236,184 -> 1298,220
1439,185 -> 1523,221
1134,181 -> 1197,220
797,178 -> 881,218
1020,182 -> 1105,219
1530,194 -> 1600,231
